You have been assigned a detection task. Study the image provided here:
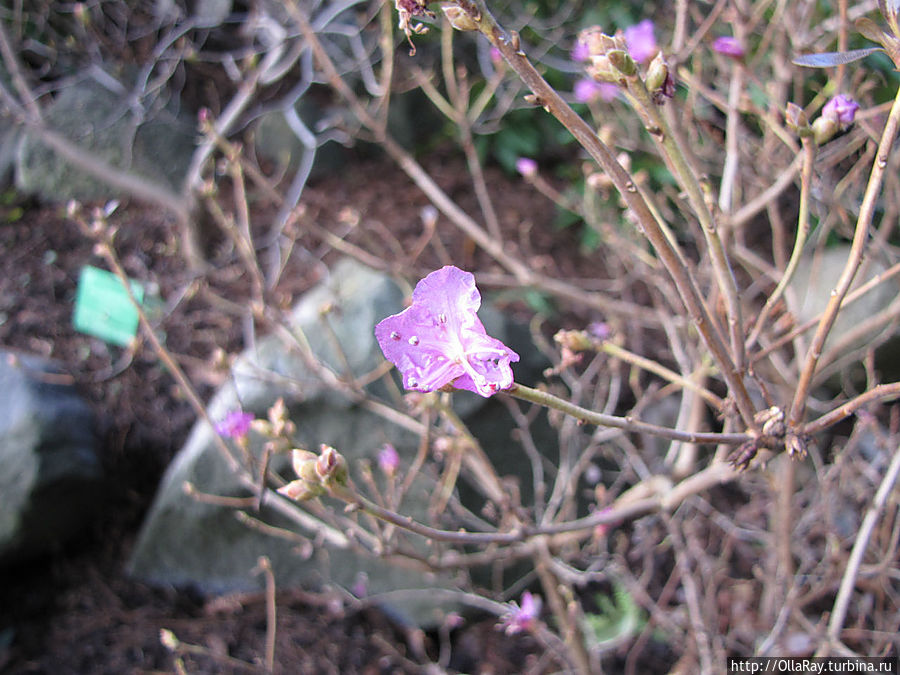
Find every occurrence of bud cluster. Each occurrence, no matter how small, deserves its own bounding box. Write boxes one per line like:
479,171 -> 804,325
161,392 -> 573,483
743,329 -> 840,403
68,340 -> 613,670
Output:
277,445 -> 349,501
812,94 -> 860,144
573,23 -> 674,104
787,95 -> 860,145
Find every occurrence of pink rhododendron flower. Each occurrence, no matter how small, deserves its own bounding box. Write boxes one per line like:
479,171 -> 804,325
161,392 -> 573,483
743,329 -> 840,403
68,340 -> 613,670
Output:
498,591 -> 542,635
215,410 -> 254,439
712,36 -> 745,58
822,94 -> 860,127
624,19 -> 658,63
375,266 -> 519,397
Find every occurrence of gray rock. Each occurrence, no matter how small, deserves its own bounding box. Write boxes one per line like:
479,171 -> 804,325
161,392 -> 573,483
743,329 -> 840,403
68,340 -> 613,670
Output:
792,245 -> 899,352
129,259 -> 538,627
790,245 -> 900,381
252,106 -> 348,180
15,78 -> 195,202
0,350 -> 103,564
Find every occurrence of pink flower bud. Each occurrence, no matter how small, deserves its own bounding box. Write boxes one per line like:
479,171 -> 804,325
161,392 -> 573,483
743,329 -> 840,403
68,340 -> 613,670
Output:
822,94 -> 859,127
515,157 -> 538,177
377,444 -> 400,477
712,36 -> 745,59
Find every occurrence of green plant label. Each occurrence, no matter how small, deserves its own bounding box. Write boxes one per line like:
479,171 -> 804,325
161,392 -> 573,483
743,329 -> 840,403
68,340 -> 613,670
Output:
73,265 -> 144,347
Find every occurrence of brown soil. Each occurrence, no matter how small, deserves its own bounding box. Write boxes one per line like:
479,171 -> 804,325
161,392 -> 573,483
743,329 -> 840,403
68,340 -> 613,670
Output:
0,154 -> 574,674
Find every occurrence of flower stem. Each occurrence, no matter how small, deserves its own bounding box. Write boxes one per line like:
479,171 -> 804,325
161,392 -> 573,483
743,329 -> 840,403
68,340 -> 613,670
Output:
506,383 -> 751,444
746,137 -> 816,349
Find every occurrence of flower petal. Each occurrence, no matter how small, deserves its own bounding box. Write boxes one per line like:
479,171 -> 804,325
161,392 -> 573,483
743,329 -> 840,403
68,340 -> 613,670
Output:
375,266 -> 519,397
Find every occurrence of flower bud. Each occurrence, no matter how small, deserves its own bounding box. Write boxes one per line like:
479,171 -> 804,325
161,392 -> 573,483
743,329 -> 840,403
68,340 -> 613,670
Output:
291,448 -> 321,483
554,329 -> 595,352
441,3 -> 479,31
712,36 -> 745,59
812,116 -> 839,145
785,433 -> 808,459
586,55 -> 621,84
378,444 -> 400,477
277,448 -> 326,501
785,103 -> 811,136
822,94 -> 859,127
316,445 -> 348,487
515,157 -> 538,178
596,32 -> 624,55
607,49 -> 637,76
277,478 -> 325,501
646,54 -> 675,103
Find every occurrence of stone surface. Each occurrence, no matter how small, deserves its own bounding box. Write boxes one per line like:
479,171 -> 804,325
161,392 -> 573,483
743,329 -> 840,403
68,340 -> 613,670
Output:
129,258 -> 542,627
0,350 -> 103,565
791,244 -> 900,380
15,78 -> 195,202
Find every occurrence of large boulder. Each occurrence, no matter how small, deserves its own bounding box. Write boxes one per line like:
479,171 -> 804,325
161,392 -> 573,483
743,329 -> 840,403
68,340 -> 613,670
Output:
0,351 -> 103,564
129,259 -> 542,627
15,78 -> 195,202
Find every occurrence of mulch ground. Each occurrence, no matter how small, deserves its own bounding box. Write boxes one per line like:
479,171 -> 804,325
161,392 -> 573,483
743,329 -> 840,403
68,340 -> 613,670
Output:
0,153 -> 576,674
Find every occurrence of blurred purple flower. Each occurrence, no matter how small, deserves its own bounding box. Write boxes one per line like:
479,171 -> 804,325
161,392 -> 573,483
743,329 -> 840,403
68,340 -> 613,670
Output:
375,266 -> 520,398
515,157 -> 538,177
624,19 -> 657,62
352,572 -> 368,598
573,77 -> 619,103
499,591 -> 542,635
712,36 -> 745,58
571,38 -> 590,62
587,321 -> 611,340
216,410 -> 254,439
377,443 -> 400,477
822,94 -> 860,127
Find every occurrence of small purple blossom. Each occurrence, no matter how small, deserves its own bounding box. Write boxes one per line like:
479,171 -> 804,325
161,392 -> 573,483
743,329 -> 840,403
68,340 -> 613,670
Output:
215,410 -> 255,439
712,36 -> 745,59
571,37 -> 590,62
499,591 -> 542,635
515,157 -> 538,177
822,94 -> 860,127
375,266 -> 520,398
587,321 -> 611,340
352,572 -> 368,598
624,19 -> 657,63
573,77 -> 619,103
377,443 -> 400,477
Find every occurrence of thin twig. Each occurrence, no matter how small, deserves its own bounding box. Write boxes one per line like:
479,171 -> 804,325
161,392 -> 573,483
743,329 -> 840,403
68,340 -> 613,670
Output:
253,557 -> 277,673
507,383 -> 750,445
